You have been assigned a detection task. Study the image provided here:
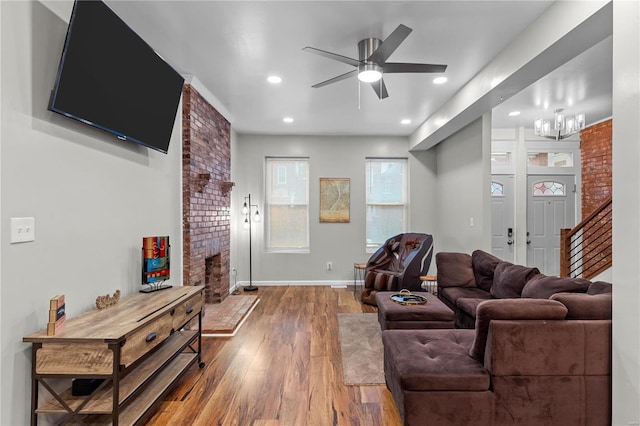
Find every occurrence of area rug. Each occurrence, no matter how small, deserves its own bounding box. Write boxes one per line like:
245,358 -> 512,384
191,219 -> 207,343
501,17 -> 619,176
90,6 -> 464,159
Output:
337,313 -> 385,385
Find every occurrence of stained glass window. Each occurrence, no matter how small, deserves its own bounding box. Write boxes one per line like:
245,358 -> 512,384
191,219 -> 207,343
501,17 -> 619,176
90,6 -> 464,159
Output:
532,181 -> 566,196
491,182 -> 504,197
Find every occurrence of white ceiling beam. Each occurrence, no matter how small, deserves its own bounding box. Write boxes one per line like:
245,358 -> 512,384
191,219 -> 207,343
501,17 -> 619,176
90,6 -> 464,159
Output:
409,0 -> 613,151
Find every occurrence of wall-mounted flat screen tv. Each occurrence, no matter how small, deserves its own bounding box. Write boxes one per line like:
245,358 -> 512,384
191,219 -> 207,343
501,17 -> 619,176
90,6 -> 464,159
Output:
49,0 -> 184,154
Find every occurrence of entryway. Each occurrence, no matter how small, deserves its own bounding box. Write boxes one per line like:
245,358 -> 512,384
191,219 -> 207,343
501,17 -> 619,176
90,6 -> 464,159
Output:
526,175 -> 576,275
491,137 -> 580,275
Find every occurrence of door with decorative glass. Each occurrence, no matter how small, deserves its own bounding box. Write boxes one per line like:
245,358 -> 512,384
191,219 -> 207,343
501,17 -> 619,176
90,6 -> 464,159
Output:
526,175 -> 576,275
491,175 -> 515,262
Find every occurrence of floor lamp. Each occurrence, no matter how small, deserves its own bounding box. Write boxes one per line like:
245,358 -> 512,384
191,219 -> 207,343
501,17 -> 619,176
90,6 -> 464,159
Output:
242,194 -> 260,292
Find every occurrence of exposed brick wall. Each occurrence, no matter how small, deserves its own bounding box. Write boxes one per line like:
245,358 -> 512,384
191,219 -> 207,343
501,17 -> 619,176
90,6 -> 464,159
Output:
579,119 -> 612,278
182,84 -> 231,303
581,119 -> 612,216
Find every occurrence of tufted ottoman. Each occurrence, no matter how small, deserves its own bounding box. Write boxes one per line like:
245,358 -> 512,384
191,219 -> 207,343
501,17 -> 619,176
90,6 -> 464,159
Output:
382,329 -> 494,425
375,291 -> 455,330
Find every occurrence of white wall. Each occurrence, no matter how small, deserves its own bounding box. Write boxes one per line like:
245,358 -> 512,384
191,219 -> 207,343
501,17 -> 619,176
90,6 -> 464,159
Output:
232,119 -> 493,283
231,134 -> 437,284
433,116 -> 492,254
612,0 -> 640,423
1,2 -> 183,424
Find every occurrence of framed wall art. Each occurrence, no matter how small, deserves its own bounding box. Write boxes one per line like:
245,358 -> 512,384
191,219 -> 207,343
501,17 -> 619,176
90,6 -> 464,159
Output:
320,178 -> 350,223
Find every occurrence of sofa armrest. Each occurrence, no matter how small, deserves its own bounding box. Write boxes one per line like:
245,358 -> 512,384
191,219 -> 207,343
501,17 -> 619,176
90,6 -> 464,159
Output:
469,299 -> 568,361
485,319 -> 611,376
550,292 -> 612,319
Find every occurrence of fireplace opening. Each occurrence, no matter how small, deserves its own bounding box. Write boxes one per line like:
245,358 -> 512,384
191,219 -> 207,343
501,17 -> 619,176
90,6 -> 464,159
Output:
205,253 -> 227,303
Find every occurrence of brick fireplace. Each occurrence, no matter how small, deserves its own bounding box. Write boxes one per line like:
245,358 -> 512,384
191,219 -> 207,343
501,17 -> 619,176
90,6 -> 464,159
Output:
182,84 -> 232,303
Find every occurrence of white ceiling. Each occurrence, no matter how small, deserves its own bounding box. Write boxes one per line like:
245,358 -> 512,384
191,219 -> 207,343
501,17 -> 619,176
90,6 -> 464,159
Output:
102,1 -> 612,138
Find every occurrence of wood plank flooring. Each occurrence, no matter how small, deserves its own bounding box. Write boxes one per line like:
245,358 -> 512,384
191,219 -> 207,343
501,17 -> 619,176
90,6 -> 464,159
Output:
146,286 -> 402,426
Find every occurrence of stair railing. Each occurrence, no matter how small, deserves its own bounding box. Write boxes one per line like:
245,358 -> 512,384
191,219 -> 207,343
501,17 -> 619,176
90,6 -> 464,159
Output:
560,196 -> 612,279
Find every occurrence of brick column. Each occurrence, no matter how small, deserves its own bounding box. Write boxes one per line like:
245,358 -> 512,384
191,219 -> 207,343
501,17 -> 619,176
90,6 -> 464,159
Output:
182,85 -> 231,303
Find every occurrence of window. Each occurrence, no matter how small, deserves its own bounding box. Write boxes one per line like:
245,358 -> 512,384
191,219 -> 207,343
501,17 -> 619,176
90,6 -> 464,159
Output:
265,157 -> 309,252
528,152 -> 574,168
365,158 -> 408,251
491,181 -> 504,197
491,152 -> 512,171
532,181 -> 566,196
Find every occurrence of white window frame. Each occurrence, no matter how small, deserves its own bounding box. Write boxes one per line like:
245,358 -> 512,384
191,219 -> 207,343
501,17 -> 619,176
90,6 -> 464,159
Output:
365,157 -> 408,253
526,140 -> 580,176
265,157 -> 310,253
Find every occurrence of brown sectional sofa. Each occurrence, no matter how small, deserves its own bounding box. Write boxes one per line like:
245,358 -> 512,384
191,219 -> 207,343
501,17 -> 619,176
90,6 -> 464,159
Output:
382,290 -> 612,425
436,250 -> 606,328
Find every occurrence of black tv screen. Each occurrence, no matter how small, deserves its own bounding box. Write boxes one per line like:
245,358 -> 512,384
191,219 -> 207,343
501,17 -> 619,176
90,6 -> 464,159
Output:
49,0 -> 184,154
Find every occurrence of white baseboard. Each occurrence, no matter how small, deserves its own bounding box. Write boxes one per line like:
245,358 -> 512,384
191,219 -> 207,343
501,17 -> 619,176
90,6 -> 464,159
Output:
235,280 -> 351,288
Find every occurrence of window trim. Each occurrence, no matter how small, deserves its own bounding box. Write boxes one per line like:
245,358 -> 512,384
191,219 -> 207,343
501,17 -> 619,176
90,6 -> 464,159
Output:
265,157 -> 310,253
365,157 -> 409,253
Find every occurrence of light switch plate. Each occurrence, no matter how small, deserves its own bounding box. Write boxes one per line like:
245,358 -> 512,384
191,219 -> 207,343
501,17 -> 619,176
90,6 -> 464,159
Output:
11,217 -> 35,243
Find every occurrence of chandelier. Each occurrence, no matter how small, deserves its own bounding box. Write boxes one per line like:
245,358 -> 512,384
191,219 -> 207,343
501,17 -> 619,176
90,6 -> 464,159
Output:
534,109 -> 585,140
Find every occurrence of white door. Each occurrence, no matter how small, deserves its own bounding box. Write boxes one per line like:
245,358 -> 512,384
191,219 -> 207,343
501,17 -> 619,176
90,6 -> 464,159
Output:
491,175 -> 515,262
527,175 -> 576,275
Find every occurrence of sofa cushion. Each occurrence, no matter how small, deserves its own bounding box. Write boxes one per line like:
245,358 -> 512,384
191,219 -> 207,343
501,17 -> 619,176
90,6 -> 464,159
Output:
490,262 -> 540,299
439,286 -> 492,304
587,281 -> 613,295
382,329 -> 490,392
550,292 -> 612,320
471,250 -> 502,291
456,298 -> 488,319
521,274 -> 591,299
469,299 -> 568,361
436,252 -> 476,288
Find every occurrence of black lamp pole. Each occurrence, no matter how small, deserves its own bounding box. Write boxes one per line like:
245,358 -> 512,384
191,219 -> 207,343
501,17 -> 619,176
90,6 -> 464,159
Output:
243,194 -> 259,292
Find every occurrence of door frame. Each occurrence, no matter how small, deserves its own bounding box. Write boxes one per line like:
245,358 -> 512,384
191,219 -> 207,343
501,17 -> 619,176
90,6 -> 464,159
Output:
526,174 -> 577,275
491,130 -> 581,266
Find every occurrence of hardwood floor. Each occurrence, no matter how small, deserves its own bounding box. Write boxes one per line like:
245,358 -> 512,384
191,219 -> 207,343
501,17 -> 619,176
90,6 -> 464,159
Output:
146,286 -> 402,426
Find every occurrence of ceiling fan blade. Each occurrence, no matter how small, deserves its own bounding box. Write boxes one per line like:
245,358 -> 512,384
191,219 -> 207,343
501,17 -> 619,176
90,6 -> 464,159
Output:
302,46 -> 361,67
383,63 -> 448,73
312,69 -> 358,88
370,78 -> 389,100
368,24 -> 412,64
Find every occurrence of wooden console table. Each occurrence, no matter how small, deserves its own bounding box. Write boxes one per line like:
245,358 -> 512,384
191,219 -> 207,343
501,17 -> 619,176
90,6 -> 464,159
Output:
23,285 -> 204,426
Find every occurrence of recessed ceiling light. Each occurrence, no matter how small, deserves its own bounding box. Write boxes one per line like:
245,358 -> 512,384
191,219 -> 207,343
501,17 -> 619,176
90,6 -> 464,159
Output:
433,77 -> 448,85
267,75 -> 282,84
508,111 -> 521,117
283,117 -> 294,123
401,119 -> 411,125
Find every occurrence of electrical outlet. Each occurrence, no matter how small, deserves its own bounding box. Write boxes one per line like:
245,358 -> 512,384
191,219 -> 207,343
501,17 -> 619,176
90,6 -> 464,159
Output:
11,217 -> 35,243
327,261 -> 332,271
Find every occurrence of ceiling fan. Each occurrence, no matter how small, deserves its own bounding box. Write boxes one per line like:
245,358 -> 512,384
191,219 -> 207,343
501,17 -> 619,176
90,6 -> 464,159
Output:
303,24 -> 447,100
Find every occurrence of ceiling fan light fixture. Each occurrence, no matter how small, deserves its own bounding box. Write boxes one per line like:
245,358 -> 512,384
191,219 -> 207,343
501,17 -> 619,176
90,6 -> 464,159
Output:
358,63 -> 382,83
